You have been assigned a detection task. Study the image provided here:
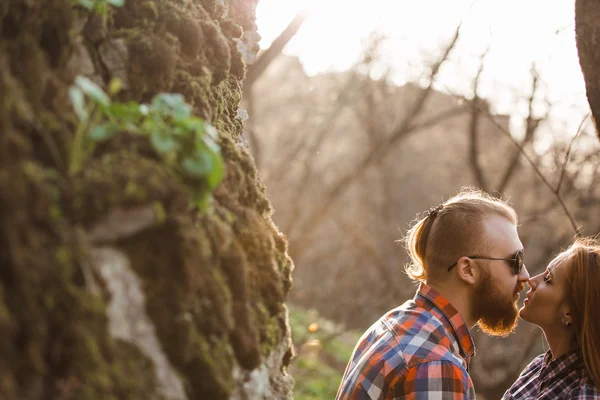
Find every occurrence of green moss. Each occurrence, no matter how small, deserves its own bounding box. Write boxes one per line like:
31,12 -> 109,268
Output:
140,1 -> 159,21
257,303 -> 283,357
124,180 -> 148,199
192,334 -> 235,397
55,246 -> 73,272
117,219 -> 238,399
165,15 -> 203,58
211,268 -> 233,324
1,0 -> 293,398
153,201 -> 166,224
126,34 -> 178,97
70,151 -> 187,226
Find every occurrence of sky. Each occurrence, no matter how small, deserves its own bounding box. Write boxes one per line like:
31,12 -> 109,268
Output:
255,0 -> 591,143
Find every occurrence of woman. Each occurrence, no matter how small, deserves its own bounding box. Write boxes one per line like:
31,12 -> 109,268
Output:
503,238 -> 600,399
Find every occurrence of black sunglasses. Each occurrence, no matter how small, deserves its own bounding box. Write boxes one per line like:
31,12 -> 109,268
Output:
446,249 -> 524,275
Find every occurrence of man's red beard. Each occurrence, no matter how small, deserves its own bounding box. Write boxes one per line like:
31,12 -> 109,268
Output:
473,267 -> 522,337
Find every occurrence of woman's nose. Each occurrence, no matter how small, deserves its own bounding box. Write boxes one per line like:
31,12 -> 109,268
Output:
527,274 -> 542,290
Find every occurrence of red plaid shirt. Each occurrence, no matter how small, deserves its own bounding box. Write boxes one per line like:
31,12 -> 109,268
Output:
336,283 -> 476,399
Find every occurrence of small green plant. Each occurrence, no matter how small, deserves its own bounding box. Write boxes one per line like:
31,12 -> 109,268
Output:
68,76 -> 225,210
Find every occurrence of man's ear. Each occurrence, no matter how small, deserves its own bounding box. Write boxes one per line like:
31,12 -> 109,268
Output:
455,257 -> 477,285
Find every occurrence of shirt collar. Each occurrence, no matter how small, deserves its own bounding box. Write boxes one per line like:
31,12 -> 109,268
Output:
542,349 -> 584,381
415,283 -> 476,360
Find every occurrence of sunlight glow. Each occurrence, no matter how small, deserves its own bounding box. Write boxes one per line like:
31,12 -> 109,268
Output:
255,0 -> 589,136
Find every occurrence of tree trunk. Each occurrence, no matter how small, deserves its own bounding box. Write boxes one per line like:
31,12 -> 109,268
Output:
0,1 -> 293,399
576,0 -> 600,141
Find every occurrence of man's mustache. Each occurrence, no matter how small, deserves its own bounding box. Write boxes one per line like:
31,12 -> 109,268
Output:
515,283 -> 525,295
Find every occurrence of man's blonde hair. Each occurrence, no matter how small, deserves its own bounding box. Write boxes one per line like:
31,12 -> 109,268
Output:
404,187 -> 518,283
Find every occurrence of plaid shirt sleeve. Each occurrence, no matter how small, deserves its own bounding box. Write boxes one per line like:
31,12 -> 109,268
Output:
338,359 -> 474,400
393,360 -> 474,400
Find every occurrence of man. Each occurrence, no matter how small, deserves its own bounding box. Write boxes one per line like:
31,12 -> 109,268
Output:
336,188 -> 530,399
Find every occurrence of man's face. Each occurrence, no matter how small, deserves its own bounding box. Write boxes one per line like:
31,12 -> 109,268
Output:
474,266 -> 523,337
472,216 -> 528,337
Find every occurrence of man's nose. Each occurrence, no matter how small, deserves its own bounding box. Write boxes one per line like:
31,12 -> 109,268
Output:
518,265 -> 530,281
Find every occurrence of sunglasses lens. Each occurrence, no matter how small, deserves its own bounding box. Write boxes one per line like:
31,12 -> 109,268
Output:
514,251 -> 523,274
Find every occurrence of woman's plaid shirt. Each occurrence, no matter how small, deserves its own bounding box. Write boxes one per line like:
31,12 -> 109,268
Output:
336,284 -> 476,399
503,350 -> 600,399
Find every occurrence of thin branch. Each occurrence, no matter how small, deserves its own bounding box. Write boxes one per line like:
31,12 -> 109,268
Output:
288,103 -> 467,254
475,104 -> 581,235
468,46 -> 490,191
496,64 -> 544,193
244,10 -> 309,92
289,23 -> 464,256
441,79 -> 582,236
269,71 -> 360,186
556,112 -> 589,193
331,218 -> 400,296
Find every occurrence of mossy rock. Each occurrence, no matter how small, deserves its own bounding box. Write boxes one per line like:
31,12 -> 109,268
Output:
0,0 -> 293,399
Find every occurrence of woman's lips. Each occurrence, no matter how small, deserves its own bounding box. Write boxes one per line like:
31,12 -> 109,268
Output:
523,298 -> 530,306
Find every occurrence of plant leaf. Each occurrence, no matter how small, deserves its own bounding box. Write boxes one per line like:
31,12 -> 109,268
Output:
202,134 -> 221,153
139,104 -> 150,115
150,128 -> 179,154
181,153 -> 212,178
89,123 -> 119,141
75,76 -> 110,107
108,78 -> 123,95
205,124 -> 219,140
108,102 -> 140,122
107,0 -> 124,7
206,149 -> 225,188
191,191 -> 211,211
69,87 -> 88,122
181,117 -> 205,135
152,93 -> 185,114
172,103 -> 191,121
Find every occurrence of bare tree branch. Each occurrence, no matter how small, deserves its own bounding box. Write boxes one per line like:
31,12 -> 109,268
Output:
331,218 -> 401,297
244,10 -> 309,92
441,76 -> 583,236
556,113 -> 589,193
268,71 -> 361,186
468,47 -> 490,191
281,40 -> 387,232
474,104 -> 582,235
496,65 -> 545,193
288,23 -> 464,257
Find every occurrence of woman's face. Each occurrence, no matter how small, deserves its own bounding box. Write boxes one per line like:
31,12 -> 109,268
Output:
519,252 -> 572,329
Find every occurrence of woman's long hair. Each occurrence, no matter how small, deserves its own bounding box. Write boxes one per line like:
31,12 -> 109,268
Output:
565,238 -> 600,389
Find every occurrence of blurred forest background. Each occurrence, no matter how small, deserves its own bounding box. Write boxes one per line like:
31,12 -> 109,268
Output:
2,0 -> 599,398
248,1 -> 600,398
